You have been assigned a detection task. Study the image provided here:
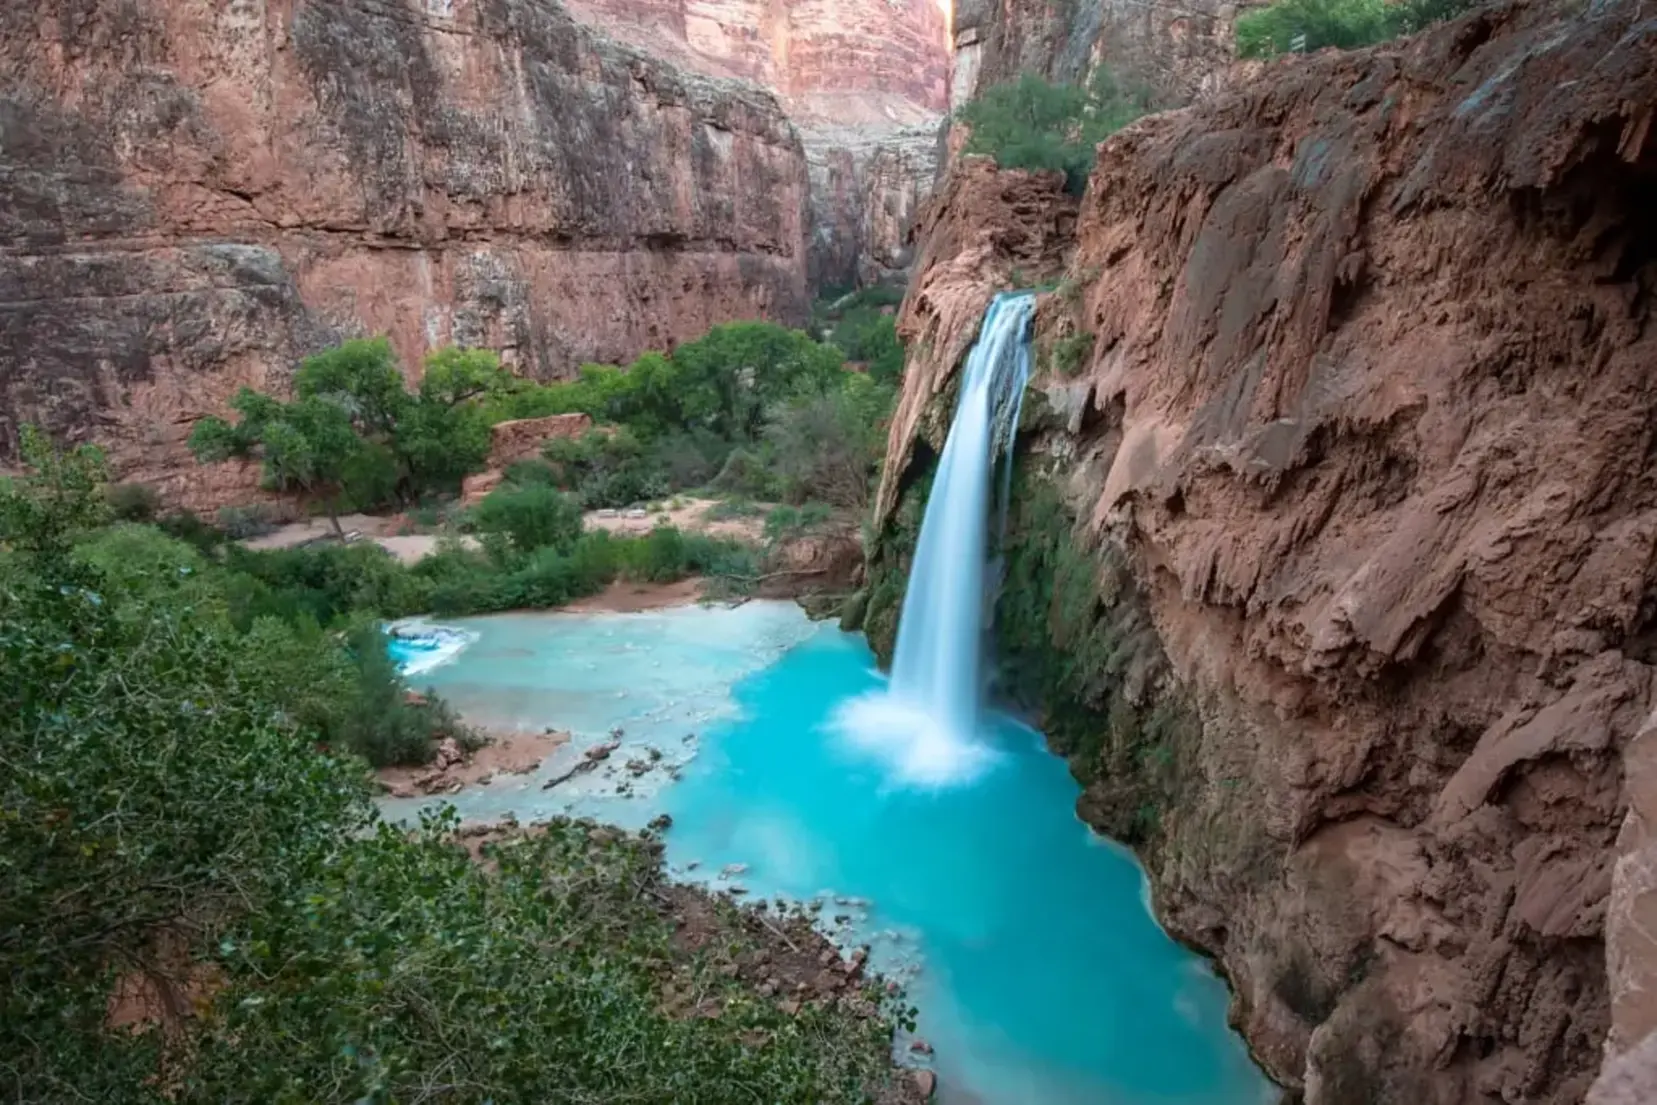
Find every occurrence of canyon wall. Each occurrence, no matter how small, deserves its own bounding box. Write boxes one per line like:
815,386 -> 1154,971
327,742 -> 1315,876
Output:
865,3 -> 1657,1102
949,0 -> 1245,109
564,0 -> 950,291
0,0 -> 808,499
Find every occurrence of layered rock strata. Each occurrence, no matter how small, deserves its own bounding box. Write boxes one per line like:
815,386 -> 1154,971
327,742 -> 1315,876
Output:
0,0 -> 808,497
949,0 -> 1247,109
867,4 -> 1657,1102
563,0 -> 950,290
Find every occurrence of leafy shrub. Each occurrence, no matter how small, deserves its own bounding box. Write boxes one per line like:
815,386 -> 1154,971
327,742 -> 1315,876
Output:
544,429 -> 670,509
104,481 -> 160,521
222,541 -> 432,629
1235,0 -> 1477,57
503,458 -> 559,487
337,622 -> 466,766
157,508 -> 228,554
648,427 -> 733,490
469,482 -> 583,554
958,68 -> 1151,193
763,375 -> 892,509
216,502 -> 279,539
1050,332 -> 1096,377
828,308 -> 905,385
711,446 -> 783,501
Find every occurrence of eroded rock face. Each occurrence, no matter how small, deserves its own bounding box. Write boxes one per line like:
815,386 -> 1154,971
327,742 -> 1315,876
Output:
875,4 -> 1657,1102
0,0 -> 808,494
564,0 -> 950,290
950,0 -> 1245,109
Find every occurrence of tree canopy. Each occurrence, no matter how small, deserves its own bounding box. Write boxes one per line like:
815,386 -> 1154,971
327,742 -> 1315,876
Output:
189,339 -> 509,524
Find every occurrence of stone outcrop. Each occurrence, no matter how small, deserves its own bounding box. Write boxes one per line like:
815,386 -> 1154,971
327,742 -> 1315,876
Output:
0,0 -> 808,490
869,3 -> 1657,1102
563,0 -> 950,290
486,413 -> 595,468
949,0 -> 1248,109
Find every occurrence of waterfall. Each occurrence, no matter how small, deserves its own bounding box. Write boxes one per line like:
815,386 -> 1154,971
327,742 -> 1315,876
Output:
834,292 -> 1035,786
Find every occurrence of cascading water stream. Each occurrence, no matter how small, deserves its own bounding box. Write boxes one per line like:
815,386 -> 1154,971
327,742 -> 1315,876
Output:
834,292 -> 1035,786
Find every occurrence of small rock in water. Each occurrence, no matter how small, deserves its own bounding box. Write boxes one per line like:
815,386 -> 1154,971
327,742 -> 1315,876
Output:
909,1038 -> 934,1056
911,1070 -> 937,1099
719,862 -> 749,880
647,813 -> 673,832
686,859 -> 701,870
647,746 -> 663,761
727,884 -> 748,896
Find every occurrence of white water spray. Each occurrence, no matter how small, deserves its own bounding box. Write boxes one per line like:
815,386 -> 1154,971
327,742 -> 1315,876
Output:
834,292 -> 1035,786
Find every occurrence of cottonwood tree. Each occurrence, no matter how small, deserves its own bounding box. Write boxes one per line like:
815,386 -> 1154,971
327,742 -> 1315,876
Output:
188,339 -> 510,528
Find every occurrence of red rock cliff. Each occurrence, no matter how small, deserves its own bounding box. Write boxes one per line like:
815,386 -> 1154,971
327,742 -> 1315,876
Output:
0,0 -> 808,488
564,0 -> 951,289
873,3 -> 1657,1102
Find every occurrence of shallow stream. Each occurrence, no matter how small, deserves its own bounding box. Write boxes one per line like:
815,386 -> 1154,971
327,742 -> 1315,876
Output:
380,602 -> 1273,1105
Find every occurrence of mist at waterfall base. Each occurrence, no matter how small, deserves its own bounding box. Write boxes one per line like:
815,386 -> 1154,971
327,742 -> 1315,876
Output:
387,294 -> 1271,1103
833,292 -> 1035,787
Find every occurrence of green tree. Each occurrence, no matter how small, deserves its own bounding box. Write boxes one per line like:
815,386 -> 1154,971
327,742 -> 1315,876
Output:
294,336 -> 407,437
958,68 -> 1151,193
191,390 -> 368,536
828,308 -> 905,386
672,322 -> 845,440
0,426 -> 110,555
189,341 -> 510,521
470,482 -> 584,555
764,373 -> 892,509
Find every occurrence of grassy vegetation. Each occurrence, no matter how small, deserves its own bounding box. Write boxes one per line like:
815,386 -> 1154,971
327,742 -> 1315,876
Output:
1236,0 -> 1479,57
1,430 -> 915,1104
1048,332 -> 1096,378
957,68 -> 1151,194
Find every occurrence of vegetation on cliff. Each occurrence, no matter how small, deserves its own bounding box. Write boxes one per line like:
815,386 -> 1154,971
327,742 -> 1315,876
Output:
956,69 -> 1151,193
1235,0 -> 1478,57
0,434 -> 914,1104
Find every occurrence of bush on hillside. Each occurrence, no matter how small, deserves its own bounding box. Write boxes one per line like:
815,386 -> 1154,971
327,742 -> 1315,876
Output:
957,68 -> 1151,193
1235,0 -> 1478,57
104,481 -> 160,521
